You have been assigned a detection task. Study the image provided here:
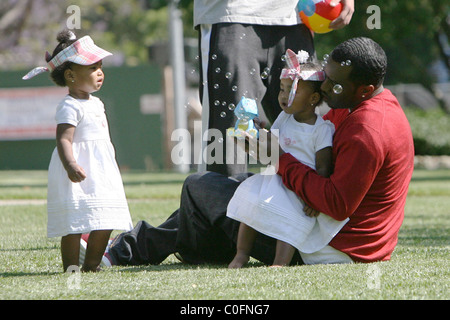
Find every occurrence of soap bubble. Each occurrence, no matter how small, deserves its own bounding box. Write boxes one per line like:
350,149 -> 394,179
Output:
228,103 -> 236,111
323,54 -> 329,61
220,111 -> 227,118
214,100 -> 220,106
211,54 -> 217,60
333,84 -> 343,94
225,72 -> 232,79
345,60 -> 352,66
232,85 -> 238,91
250,68 -> 256,75
222,101 -> 227,106
281,55 -> 286,62
213,84 -> 219,89
261,67 -> 270,79
215,67 -> 221,73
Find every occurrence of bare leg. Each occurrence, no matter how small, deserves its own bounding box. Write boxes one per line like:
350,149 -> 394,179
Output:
61,233 -> 81,272
82,230 -> 112,272
271,240 -> 295,267
228,223 -> 257,268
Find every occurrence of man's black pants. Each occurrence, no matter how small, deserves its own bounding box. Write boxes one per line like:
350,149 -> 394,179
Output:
109,171 -> 302,266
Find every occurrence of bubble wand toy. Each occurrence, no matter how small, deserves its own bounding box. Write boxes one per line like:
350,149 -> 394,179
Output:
227,96 -> 259,140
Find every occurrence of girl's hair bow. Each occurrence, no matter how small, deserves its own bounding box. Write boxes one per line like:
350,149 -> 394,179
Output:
280,49 -> 325,107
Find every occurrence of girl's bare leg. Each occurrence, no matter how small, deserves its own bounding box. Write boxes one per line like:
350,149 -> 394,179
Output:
82,229 -> 112,272
272,240 -> 295,267
61,233 -> 81,272
228,223 -> 257,268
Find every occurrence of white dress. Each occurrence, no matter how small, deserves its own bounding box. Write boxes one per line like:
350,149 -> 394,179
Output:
227,112 -> 349,253
47,95 -> 133,238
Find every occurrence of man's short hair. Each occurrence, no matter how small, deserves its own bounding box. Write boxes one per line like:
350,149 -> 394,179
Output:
331,37 -> 387,87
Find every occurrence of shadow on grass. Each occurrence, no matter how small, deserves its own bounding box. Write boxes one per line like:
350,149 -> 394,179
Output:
398,227 -> 448,247
0,271 -> 59,277
0,246 -> 58,252
117,260 -> 267,273
0,179 -> 185,190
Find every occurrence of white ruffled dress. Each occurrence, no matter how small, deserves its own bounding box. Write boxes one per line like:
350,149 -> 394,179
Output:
47,95 -> 133,238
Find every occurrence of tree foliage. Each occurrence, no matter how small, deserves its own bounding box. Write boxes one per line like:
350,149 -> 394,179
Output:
1,0 -> 448,88
311,0 -> 449,88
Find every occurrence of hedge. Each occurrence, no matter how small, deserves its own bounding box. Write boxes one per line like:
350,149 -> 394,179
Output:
403,108 -> 450,155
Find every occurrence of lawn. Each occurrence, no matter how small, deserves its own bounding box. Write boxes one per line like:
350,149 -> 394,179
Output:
0,169 -> 448,302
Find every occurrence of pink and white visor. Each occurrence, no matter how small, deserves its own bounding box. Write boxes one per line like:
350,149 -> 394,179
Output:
23,36 -> 112,80
280,49 -> 325,107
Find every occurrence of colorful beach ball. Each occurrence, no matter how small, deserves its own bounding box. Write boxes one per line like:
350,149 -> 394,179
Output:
298,0 -> 343,34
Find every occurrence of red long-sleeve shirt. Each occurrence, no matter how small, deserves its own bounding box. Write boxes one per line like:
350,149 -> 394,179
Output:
278,89 -> 414,262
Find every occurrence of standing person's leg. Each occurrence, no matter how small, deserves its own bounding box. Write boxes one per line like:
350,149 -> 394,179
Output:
198,23 -> 271,176
198,23 -> 314,176
260,24 -> 315,124
61,233 -> 81,272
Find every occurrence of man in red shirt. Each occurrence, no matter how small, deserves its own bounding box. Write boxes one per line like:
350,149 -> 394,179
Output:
277,37 -> 414,262
106,37 -> 414,266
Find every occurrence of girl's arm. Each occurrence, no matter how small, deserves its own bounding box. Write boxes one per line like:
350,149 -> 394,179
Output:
303,146 -> 333,217
56,123 -> 86,183
314,147 -> 333,178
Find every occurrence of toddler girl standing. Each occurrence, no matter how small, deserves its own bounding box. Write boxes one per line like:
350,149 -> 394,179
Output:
23,30 -> 133,272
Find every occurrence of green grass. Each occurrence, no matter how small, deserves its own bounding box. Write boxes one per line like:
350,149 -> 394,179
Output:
0,169 -> 449,300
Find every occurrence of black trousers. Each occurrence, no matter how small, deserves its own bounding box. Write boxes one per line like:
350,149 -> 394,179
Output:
199,23 -> 314,176
109,171 -> 302,266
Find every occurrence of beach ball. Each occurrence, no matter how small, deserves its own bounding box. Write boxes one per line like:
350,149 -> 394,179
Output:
298,0 -> 343,34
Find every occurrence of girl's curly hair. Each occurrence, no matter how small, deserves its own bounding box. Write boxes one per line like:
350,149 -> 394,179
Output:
47,30 -> 77,86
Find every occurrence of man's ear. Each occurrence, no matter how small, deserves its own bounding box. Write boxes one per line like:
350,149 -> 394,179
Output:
357,84 -> 375,98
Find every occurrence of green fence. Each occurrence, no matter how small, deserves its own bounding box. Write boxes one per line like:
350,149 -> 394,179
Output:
0,64 -> 163,170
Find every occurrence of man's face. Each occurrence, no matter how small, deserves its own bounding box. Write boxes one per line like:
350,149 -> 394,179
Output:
321,58 -> 359,110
